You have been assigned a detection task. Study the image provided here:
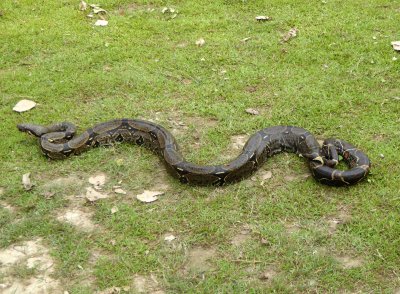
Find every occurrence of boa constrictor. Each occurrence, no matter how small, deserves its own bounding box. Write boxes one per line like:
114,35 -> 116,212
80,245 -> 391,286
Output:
17,119 -> 371,186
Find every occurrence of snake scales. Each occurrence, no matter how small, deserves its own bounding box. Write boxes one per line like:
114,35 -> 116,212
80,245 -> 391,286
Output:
18,119 -> 370,186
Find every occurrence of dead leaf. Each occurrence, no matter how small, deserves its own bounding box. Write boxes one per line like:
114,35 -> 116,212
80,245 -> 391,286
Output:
94,19 -> 108,26
195,38 -> 205,47
245,108 -> 259,115
79,1 -> 87,11
260,238 -> 270,245
88,174 -> 106,189
85,187 -> 108,202
13,99 -> 36,113
282,27 -> 298,43
255,16 -> 271,21
22,173 -> 33,191
111,206 -> 118,214
164,234 -> 176,242
114,188 -> 127,195
391,41 -> 400,51
93,7 -> 107,14
136,190 -> 164,203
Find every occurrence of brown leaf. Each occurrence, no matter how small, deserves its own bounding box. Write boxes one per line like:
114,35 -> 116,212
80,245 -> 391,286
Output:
79,1 -> 87,11
255,16 -> 271,21
391,41 -> 400,51
22,173 -> 33,191
245,108 -> 259,115
195,38 -> 205,47
13,99 -> 36,113
114,188 -> 127,195
136,190 -> 164,203
85,187 -> 108,202
282,27 -> 298,43
88,174 -> 106,189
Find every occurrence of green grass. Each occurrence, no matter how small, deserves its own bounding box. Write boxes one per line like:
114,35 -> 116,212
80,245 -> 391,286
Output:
1,0 -> 400,292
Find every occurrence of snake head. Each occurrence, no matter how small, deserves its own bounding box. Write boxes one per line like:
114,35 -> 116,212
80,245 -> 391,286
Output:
17,123 -> 48,137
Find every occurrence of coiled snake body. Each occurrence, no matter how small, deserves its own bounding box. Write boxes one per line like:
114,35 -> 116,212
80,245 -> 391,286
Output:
18,119 -> 370,186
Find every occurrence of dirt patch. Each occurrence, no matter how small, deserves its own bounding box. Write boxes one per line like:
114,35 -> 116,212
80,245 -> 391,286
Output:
258,266 -> 277,282
335,255 -> 363,269
231,226 -> 252,246
0,187 -> 4,195
183,247 -> 217,274
132,274 -> 165,293
114,3 -> 157,15
0,201 -> 15,212
231,134 -> 249,150
39,175 -> 85,198
0,238 -> 62,293
327,206 -> 352,235
56,208 -> 97,231
284,222 -> 301,234
283,173 -> 311,182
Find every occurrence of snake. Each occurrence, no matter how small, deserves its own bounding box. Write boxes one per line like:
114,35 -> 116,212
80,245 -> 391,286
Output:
17,119 -> 371,186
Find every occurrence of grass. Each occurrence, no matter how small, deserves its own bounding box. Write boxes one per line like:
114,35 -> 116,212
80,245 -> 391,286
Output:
1,0 -> 400,292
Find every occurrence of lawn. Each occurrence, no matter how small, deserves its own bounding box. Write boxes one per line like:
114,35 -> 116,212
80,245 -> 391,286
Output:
1,0 -> 400,292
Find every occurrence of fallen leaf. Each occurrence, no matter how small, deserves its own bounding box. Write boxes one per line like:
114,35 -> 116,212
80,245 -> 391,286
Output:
13,99 -> 36,113
164,234 -> 176,242
85,187 -> 108,202
114,188 -> 127,195
136,190 -> 164,203
255,16 -> 271,21
22,173 -> 33,191
88,174 -> 106,189
79,1 -> 87,11
245,108 -> 259,115
391,41 -> 400,51
94,19 -> 108,26
195,38 -> 205,47
282,27 -> 298,43
93,7 -> 107,14
111,206 -> 118,214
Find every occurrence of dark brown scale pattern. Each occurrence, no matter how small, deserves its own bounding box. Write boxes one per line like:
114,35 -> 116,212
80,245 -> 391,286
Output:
17,119 -> 371,186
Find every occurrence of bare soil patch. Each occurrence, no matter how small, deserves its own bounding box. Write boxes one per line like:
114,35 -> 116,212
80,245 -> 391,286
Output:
327,206 -> 352,235
182,247 -> 217,274
56,208 -> 97,231
231,226 -> 252,246
0,238 -> 62,293
335,255 -> 364,269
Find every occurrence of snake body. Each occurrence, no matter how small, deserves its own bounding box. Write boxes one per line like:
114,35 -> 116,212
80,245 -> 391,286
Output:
17,119 -> 370,186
